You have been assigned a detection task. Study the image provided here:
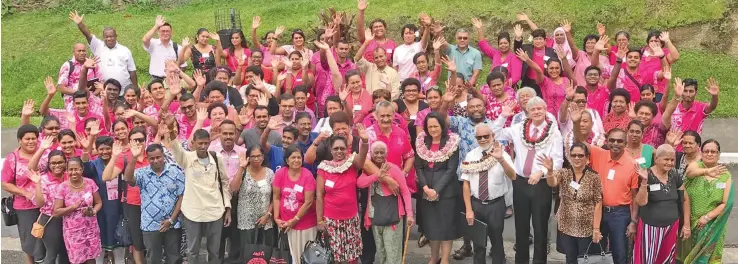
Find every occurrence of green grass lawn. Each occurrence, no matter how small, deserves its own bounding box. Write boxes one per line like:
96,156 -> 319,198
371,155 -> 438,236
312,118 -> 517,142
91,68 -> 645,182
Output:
2,0 -> 736,128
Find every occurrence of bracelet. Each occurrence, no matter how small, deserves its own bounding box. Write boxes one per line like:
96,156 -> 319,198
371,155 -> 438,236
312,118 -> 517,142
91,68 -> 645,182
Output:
616,59 -> 624,64
659,55 -> 665,60
630,219 -> 638,224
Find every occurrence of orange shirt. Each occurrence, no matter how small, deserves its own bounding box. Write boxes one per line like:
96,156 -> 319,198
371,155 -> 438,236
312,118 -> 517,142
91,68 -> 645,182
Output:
589,146 -> 638,207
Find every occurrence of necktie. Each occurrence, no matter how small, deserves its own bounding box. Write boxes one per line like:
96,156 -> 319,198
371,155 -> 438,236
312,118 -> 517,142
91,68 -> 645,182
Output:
478,151 -> 489,201
523,127 -> 539,177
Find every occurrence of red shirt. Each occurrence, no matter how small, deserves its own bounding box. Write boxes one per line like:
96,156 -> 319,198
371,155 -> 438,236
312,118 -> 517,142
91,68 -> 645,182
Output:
114,150 -> 149,206
639,48 -> 670,93
478,39 -> 522,86
223,48 -> 253,73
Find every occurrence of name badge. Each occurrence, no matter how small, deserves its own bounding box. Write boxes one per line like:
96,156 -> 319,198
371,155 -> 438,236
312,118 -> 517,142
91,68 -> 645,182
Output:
107,58 -> 114,66
716,182 -> 727,189
424,77 -> 432,84
649,184 -> 661,192
257,180 -> 268,187
459,101 -> 468,108
569,181 -> 581,191
241,54 -> 248,60
296,78 -> 303,82
501,63 -> 509,68
106,181 -> 119,200
325,180 -> 335,188
231,155 -> 239,159
353,105 -> 362,112
543,55 -> 551,61
410,115 -> 417,120
83,192 -> 93,204
201,53 -> 210,58
386,48 -> 393,54
294,185 -> 304,193
635,157 -> 646,164
607,169 -> 615,180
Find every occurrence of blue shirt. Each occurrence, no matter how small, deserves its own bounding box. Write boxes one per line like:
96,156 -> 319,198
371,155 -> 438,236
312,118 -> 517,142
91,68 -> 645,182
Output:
445,45 -> 482,81
135,163 -> 186,232
268,145 -> 286,172
449,116 -> 494,178
296,132 -> 319,175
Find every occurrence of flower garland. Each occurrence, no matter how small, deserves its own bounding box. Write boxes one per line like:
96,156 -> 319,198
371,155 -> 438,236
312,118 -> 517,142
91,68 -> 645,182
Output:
564,131 -> 605,158
520,117 -> 555,149
460,149 -> 499,174
415,132 -> 460,163
317,153 -> 356,174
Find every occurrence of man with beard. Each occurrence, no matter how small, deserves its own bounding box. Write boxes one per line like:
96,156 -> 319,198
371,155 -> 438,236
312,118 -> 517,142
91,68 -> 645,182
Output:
239,105 -> 282,149
571,104 -> 639,264
124,143 -> 185,264
208,120 -> 246,262
304,111 -> 380,263
164,128 -> 232,264
69,10 -> 138,90
461,124 -> 516,264
493,96 -> 563,264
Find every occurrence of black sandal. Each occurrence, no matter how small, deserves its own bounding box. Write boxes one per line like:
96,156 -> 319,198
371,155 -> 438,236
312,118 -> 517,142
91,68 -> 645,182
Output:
451,245 -> 473,260
417,234 -> 429,248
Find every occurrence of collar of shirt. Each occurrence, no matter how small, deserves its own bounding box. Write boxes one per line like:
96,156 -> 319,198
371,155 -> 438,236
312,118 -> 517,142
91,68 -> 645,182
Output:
607,151 -> 633,165
528,121 -> 548,137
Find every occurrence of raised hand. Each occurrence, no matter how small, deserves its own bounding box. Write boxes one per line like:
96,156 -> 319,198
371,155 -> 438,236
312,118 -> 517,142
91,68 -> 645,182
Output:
665,128 -> 683,146
516,13 -> 529,21
537,154 -> 554,173
501,100 -> 516,117
196,107 -> 208,122
471,18 -> 483,29
419,13 -> 431,26
636,166 -> 649,180
300,56 -> 309,68
357,0 -> 368,11
122,109 -> 138,119
269,58 -> 280,69
443,82 -> 457,102
554,45 -> 567,59
565,81 -> 575,100
674,77 -> 685,97
88,120 -> 101,136
274,26 -> 285,37
239,153 -> 249,168
208,32 -> 220,41
333,13 -> 344,26
491,142 -> 503,160
616,45 -> 628,59
356,123 -> 369,141
277,72 -> 288,82
663,65 -> 672,80
597,23 -> 606,36
28,170 -> 41,183
430,23 -> 445,35
569,103 -> 583,122
323,24 -> 336,39
513,24 -> 523,39
78,133 -> 91,150
707,77 -> 720,96
595,35 -> 610,51
440,55 -> 456,72
21,100 -> 35,117
40,136 -> 55,150
155,15 -> 166,28
649,42 -> 664,57
364,28 -> 374,42
561,19 -> 572,33
515,48 -> 530,61
83,56 -> 97,68
257,93 -> 269,106
282,57 -> 293,69
338,84 -> 349,101
659,31 -> 671,43
252,16 -> 261,29
267,116 -> 283,130
130,141 -> 143,157
432,36 -> 446,50
193,69 -> 206,87
181,37 -> 191,47
314,40 -> 330,50
706,165 -> 727,177
112,141 -> 124,157
69,10 -> 83,24
44,76 -> 57,95
315,131 -> 331,144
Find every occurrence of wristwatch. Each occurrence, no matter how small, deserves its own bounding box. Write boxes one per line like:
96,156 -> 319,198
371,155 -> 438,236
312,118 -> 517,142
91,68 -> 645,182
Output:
168,218 -> 175,225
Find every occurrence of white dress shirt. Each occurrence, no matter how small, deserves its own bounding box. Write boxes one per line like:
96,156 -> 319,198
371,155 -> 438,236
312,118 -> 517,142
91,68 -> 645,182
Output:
492,115 -> 564,178
143,38 -> 187,77
460,147 -> 513,200
89,35 -> 136,89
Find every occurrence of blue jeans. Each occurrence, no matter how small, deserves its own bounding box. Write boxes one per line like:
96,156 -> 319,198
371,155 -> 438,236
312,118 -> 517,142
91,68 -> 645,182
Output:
601,206 -> 630,264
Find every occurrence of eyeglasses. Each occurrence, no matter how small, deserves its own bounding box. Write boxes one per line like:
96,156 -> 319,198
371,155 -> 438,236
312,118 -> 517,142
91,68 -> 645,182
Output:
703,150 -> 719,155
573,100 -> 587,104
608,138 -> 625,144
457,36 -> 468,40
50,161 -> 66,166
331,147 -> 347,152
475,135 -> 491,140
180,105 -> 195,110
404,89 -> 419,93
249,154 -> 264,159
570,154 -> 586,159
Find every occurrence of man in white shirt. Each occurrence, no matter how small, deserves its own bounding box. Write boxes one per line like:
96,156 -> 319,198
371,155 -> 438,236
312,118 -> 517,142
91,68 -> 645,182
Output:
142,15 -> 186,79
69,10 -> 138,90
492,96 -> 563,264
461,124 -> 517,264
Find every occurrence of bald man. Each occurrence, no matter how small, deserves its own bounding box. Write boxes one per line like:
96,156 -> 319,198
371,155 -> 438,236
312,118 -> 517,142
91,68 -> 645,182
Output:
57,42 -> 103,112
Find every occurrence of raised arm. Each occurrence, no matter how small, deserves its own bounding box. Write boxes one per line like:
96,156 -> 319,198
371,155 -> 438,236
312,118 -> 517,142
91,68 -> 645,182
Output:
660,32 -> 680,63
304,132 -> 330,165
419,13 -> 432,48
357,0 -> 368,43
176,37 -> 192,66
516,48 -> 544,84
123,141 -> 143,185
591,35 -> 610,68
251,16 -> 264,49
102,141 -> 124,182
661,77 -> 684,129
143,15 -> 166,50
269,26 -> 287,56
354,29 -> 374,63
28,136 -> 54,172
607,50 -> 625,91
634,168 -> 649,206
353,124 -> 370,169
561,20 -> 580,59
516,13 -> 538,31
705,77 -> 720,114
39,76 -> 57,117
69,10 -> 93,43
20,100 -> 34,126
555,46 -> 575,84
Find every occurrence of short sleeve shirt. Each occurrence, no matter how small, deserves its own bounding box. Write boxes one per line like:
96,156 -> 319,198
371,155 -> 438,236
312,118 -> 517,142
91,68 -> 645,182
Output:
273,167 -> 317,230
135,164 -> 186,231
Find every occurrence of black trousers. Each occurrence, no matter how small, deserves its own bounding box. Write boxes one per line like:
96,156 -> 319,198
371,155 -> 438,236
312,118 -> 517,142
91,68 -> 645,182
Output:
358,187 -> 376,264
471,197 -> 506,264
219,195 -> 241,262
513,176 -> 552,264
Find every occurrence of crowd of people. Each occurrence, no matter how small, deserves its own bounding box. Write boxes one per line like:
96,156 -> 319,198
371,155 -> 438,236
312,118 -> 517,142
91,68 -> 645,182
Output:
1,1 -> 734,264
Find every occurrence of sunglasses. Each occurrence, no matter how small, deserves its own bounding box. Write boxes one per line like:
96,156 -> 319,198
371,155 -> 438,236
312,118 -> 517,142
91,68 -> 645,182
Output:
608,138 -> 625,144
457,36 -> 468,40
573,100 -> 587,104
475,134 -> 491,140
570,154 -> 586,159
331,147 -> 347,152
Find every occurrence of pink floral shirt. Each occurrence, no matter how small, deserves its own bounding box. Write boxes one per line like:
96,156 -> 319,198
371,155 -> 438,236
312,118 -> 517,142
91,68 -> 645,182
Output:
671,101 -> 708,134
541,77 -> 569,119
35,173 -> 68,216
1,150 -> 48,210
642,118 -> 668,147
58,59 -> 104,112
586,85 -> 611,119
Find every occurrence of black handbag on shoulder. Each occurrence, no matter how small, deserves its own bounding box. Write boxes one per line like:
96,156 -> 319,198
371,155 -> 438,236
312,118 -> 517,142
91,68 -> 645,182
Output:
370,183 -> 400,226
2,153 -> 19,226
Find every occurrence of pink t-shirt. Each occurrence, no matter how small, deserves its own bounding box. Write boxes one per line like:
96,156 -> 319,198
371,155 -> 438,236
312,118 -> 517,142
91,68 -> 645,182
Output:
671,101 -> 708,134
347,90 -> 373,125
273,167 -> 317,230
572,50 -> 610,87
74,113 -> 108,136
362,38 -> 397,64
526,48 -> 547,80
319,167 -> 359,220
586,85 -> 612,119
639,48 -> 670,93
366,124 -> 416,193
478,39 -> 522,86
540,77 -> 569,119
615,66 -> 653,103
410,65 -> 442,93
1,150 -> 48,210
35,173 -> 68,216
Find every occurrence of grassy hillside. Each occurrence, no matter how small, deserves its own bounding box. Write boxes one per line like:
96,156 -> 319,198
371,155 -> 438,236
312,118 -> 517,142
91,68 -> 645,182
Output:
2,0 -> 737,127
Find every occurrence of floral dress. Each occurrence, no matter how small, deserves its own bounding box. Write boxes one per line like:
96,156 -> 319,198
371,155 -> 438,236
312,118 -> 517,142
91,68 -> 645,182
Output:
237,168 -> 275,230
55,178 -> 101,263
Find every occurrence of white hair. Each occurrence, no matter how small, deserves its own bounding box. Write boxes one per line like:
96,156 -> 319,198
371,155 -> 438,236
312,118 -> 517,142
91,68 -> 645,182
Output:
655,144 -> 676,158
374,100 -> 393,111
516,87 -> 536,101
370,141 -> 388,152
474,123 -> 492,135
525,96 -> 547,112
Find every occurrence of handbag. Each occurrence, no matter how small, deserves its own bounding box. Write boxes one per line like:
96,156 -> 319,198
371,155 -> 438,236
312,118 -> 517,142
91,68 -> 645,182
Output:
578,241 -> 613,264
301,231 -> 333,264
31,214 -> 53,239
269,230 -> 290,264
2,154 -> 19,226
370,181 -> 400,226
243,229 -> 272,263
115,169 -> 132,247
